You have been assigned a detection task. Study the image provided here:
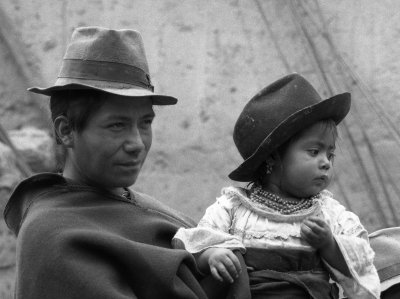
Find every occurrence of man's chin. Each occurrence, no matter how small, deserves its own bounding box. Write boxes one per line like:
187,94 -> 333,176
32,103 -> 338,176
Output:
119,176 -> 138,188
106,174 -> 138,188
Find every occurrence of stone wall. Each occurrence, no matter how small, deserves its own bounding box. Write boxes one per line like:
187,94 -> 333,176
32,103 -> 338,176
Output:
0,142 -> 21,299
0,128 -> 54,297
1,0 -> 400,227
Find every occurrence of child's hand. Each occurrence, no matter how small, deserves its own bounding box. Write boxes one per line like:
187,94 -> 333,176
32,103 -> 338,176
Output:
300,216 -> 334,249
207,248 -> 242,283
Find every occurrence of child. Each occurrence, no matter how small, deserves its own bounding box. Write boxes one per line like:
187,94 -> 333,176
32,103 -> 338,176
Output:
173,74 -> 380,298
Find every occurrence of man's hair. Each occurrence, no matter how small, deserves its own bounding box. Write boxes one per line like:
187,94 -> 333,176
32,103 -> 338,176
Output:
49,89 -> 107,171
50,89 -> 107,135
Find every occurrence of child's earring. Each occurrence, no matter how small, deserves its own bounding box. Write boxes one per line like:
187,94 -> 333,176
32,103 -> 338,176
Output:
265,162 -> 273,175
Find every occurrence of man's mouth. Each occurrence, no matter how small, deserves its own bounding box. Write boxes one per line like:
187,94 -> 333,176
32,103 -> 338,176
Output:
116,160 -> 141,168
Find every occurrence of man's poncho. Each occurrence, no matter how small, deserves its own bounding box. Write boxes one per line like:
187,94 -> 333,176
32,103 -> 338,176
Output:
4,173 -> 220,299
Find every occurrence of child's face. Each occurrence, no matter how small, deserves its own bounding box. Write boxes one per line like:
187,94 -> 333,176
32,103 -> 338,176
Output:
272,121 -> 336,198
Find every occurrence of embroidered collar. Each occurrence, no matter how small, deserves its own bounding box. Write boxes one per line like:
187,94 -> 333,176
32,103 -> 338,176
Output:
222,186 -> 323,222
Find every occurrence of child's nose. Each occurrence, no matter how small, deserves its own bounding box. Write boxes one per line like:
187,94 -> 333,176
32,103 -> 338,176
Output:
320,155 -> 331,170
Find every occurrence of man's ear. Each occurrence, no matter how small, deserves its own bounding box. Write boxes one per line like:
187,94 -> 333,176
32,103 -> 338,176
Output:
266,153 -> 277,166
54,116 -> 74,147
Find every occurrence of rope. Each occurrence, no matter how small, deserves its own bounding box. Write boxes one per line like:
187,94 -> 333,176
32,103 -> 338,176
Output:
311,0 -> 400,147
289,0 -> 390,225
253,0 -> 292,72
307,0 -> 400,225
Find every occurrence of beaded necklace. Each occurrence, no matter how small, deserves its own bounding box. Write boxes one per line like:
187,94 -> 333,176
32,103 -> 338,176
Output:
249,185 -> 319,215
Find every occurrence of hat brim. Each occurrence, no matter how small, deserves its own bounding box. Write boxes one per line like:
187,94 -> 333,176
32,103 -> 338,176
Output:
369,227 -> 400,291
28,79 -> 177,105
229,92 -> 351,182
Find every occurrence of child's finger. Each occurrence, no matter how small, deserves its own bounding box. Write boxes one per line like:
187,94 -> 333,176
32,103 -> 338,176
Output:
306,216 -> 328,227
226,251 -> 242,275
224,260 -> 238,280
215,263 -> 235,283
301,223 -> 315,237
301,223 -> 319,242
210,266 -> 224,282
303,219 -> 324,234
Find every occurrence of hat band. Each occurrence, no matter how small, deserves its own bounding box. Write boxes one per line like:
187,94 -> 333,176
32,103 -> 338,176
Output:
58,59 -> 154,92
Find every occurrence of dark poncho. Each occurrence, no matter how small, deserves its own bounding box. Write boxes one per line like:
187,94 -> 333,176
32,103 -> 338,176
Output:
4,173 -> 223,299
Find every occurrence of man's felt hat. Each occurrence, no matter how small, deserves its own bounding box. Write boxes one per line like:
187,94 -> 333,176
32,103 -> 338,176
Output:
28,26 -> 177,105
369,227 -> 400,292
228,73 -> 351,182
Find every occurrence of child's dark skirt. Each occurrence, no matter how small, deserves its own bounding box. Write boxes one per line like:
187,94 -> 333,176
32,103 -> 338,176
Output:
244,247 -> 339,299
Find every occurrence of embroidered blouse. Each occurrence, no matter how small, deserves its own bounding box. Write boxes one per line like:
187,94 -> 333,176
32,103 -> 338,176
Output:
173,187 -> 380,299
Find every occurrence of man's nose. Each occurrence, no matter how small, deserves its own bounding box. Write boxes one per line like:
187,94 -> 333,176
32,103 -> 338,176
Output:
123,127 -> 145,152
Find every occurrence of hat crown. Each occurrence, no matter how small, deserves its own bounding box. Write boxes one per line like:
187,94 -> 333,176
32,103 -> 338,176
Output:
28,26 -> 178,105
233,74 -> 323,159
65,27 -> 150,74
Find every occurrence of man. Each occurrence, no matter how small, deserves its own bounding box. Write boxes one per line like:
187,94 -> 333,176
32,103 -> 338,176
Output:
4,26 -> 242,299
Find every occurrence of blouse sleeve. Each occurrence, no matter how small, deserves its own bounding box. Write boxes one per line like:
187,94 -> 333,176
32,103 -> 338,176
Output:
320,193 -> 380,299
173,189 -> 246,254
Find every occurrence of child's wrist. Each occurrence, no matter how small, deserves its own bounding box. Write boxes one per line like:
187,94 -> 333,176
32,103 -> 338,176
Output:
318,237 -> 336,255
195,248 -> 214,273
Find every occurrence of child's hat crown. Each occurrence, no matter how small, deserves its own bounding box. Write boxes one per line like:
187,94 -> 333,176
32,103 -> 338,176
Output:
229,73 -> 351,182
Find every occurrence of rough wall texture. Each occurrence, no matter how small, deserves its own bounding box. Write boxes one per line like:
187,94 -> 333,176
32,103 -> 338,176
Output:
0,0 -> 400,296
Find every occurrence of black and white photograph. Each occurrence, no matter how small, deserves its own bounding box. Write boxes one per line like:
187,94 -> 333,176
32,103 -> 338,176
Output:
0,1 -> 399,298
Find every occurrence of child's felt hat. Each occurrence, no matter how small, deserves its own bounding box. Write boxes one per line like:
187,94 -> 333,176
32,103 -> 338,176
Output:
369,227 -> 400,292
229,73 -> 351,182
28,26 -> 177,105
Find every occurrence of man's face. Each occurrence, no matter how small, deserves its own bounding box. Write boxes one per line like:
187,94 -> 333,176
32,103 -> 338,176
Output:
69,94 -> 154,189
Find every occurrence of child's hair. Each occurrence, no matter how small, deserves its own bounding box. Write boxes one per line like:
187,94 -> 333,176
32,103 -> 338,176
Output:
249,119 -> 338,187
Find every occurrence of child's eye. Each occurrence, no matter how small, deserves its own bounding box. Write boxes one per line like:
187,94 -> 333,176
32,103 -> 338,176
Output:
328,152 -> 336,161
308,149 -> 319,156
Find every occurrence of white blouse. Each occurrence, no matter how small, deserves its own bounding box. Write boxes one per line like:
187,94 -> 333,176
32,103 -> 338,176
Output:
173,187 -> 380,299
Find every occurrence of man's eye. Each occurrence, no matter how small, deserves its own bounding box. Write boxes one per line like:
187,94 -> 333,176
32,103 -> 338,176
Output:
308,149 -> 319,156
141,118 -> 154,127
108,123 -> 125,129
328,153 -> 336,161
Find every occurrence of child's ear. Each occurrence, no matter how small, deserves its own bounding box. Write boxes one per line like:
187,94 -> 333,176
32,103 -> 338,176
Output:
54,116 -> 74,147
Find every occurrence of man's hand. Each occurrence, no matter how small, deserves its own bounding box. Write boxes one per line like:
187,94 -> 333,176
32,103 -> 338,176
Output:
207,248 -> 241,283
